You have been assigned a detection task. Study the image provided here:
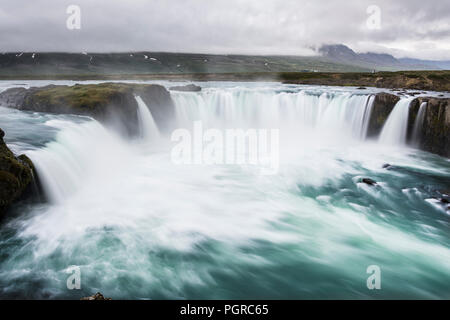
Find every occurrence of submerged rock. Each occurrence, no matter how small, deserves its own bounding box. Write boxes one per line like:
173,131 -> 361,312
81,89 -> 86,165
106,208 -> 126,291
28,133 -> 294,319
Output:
411,97 -> 449,157
0,128 -> 35,217
361,178 -> 377,186
169,84 -> 202,92
80,292 -> 112,300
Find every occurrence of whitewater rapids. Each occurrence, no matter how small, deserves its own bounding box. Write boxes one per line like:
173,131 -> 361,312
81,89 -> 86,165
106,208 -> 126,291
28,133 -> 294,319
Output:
0,82 -> 449,299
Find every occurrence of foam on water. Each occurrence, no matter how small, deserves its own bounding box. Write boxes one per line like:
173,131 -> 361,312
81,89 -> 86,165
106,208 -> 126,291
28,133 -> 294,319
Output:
0,84 -> 449,299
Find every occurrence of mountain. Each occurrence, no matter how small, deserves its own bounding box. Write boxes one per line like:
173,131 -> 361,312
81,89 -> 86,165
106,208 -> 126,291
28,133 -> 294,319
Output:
319,44 -> 449,71
0,51 -> 370,76
0,45 -> 448,77
398,58 -> 450,70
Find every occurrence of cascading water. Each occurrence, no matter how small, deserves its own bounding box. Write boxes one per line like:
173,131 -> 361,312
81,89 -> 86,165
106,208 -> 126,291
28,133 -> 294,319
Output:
411,102 -> 427,146
379,98 -> 414,145
0,82 -> 449,300
171,89 -> 375,141
135,95 -> 160,141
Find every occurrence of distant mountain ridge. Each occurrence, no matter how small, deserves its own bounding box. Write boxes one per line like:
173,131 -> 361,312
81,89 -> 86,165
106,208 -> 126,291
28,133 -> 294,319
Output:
0,44 -> 448,77
318,44 -> 450,71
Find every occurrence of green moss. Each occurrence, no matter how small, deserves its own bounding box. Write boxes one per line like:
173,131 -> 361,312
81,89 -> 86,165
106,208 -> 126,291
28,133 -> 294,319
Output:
33,84 -> 129,109
0,130 -> 35,215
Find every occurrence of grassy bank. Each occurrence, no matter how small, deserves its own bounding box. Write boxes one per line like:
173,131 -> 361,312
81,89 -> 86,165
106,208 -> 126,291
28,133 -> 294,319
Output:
0,70 -> 448,92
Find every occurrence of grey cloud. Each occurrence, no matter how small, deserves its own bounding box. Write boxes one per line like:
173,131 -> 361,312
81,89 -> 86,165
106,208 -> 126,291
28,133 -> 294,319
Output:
0,0 -> 449,60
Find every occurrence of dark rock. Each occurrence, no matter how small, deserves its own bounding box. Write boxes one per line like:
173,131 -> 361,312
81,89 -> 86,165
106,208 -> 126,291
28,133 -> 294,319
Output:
0,83 -> 175,136
411,97 -> 449,157
356,87 -> 366,90
169,84 -> 202,92
81,292 -> 112,300
382,163 -> 392,169
0,128 -> 35,217
366,92 -> 400,138
361,178 -> 377,186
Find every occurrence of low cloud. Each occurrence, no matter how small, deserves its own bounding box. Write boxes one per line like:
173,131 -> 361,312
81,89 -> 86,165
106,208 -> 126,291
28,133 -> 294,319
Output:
0,0 -> 449,60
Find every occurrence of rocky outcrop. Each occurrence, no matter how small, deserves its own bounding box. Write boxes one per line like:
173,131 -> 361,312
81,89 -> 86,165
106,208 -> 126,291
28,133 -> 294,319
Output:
367,93 -> 400,137
364,92 -> 449,158
169,84 -> 202,92
0,128 -> 35,217
80,292 -> 112,300
0,83 -> 175,135
408,97 -> 449,157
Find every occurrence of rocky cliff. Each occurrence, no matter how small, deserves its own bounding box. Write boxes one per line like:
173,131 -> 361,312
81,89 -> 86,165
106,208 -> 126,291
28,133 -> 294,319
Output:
0,128 -> 35,217
408,97 -> 449,157
367,92 -> 400,137
0,83 -> 175,135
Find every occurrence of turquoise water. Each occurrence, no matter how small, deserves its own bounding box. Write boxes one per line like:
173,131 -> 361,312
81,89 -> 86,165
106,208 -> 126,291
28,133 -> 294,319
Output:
0,82 -> 449,299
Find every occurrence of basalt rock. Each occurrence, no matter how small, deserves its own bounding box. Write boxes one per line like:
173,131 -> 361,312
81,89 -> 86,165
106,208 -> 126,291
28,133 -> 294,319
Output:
0,128 -> 35,217
0,83 -> 175,135
366,92 -> 400,138
407,97 -> 449,157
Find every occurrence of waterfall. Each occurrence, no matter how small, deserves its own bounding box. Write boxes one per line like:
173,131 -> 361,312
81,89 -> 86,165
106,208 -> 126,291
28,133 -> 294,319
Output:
411,102 -> 427,146
27,121 -> 131,204
379,98 -> 413,145
135,95 -> 160,141
171,89 -> 375,141
361,95 -> 375,140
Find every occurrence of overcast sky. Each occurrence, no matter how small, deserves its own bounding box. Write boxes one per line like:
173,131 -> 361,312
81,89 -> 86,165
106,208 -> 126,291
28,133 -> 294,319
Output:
1,0 -> 449,60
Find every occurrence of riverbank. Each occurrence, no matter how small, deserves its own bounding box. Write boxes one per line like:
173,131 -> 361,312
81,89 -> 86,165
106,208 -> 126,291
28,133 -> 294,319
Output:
0,70 -> 449,92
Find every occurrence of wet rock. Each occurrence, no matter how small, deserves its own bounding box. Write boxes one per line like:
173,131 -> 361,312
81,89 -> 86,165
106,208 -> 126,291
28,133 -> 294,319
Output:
356,87 -> 366,90
81,292 -> 112,300
366,92 -> 400,138
0,128 -> 35,217
0,83 -> 175,136
361,178 -> 377,186
169,84 -> 202,92
413,97 -> 449,157
382,163 -> 392,169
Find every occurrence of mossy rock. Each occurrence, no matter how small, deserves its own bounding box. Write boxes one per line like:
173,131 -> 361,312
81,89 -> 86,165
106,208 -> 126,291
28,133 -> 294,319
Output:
0,128 -> 35,217
0,83 -> 175,135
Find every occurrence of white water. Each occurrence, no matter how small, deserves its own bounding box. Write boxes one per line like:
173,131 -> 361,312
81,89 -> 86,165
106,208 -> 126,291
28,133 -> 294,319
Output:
379,98 -> 414,145
135,95 -> 160,141
1,83 -> 449,299
172,89 -> 375,141
412,102 -> 427,145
